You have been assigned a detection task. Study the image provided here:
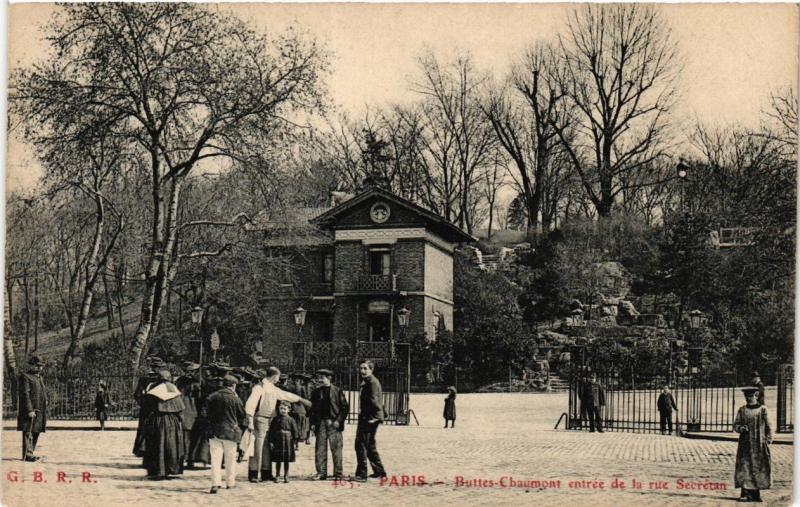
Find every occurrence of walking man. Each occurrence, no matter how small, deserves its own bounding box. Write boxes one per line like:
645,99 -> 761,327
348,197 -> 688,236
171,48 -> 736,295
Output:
582,373 -> 605,433
18,355 -> 47,462
309,368 -> 349,480
657,385 -> 678,435
244,367 -> 311,483
205,374 -> 247,494
353,360 -> 387,482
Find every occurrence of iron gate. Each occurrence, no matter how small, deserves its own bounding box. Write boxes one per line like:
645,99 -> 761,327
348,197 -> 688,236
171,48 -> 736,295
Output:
568,366 -> 738,433
290,341 -> 411,425
777,363 -> 793,433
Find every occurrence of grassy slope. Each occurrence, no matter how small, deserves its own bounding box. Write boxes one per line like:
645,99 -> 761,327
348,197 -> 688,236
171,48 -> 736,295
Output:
10,300 -> 141,363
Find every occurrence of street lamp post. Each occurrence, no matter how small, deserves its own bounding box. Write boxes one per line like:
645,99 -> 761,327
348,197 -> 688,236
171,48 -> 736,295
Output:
676,160 -> 689,212
396,307 -> 410,361
191,306 -> 204,378
294,305 -> 307,371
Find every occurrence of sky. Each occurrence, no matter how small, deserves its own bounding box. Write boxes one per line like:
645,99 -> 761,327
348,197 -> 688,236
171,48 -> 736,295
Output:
5,2 -> 799,194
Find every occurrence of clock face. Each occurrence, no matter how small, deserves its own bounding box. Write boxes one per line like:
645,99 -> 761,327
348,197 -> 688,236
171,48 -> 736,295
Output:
370,202 -> 390,223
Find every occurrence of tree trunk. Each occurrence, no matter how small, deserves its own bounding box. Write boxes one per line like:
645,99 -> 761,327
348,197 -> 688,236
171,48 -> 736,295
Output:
22,273 -> 30,360
63,195 -> 114,369
6,279 -> 13,329
103,270 -> 114,330
33,276 -> 39,352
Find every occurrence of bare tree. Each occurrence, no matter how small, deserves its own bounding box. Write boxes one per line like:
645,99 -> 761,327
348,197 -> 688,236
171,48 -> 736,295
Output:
484,42 -> 572,234
555,4 -> 680,217
413,51 -> 497,233
10,3 -> 329,371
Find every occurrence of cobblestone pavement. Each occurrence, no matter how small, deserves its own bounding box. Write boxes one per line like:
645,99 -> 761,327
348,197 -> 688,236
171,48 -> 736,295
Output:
1,393 -> 793,506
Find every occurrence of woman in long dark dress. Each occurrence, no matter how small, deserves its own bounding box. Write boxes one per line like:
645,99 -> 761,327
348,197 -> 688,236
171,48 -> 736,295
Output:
142,370 -> 186,480
733,386 -> 772,502
443,386 -> 457,428
269,401 -> 298,483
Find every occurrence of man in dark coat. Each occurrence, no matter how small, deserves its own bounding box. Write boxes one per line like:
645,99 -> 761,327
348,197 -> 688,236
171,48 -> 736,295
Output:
206,374 -> 247,493
657,385 -> 678,435
18,355 -> 47,461
309,368 -> 349,480
582,373 -> 605,433
353,361 -> 386,482
133,356 -> 164,457
175,362 -> 201,465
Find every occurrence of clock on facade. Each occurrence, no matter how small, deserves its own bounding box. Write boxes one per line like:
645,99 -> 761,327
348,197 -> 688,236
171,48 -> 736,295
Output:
370,202 -> 391,223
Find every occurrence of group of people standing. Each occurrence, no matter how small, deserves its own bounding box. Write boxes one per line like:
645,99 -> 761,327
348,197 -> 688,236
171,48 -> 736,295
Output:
131,356 -> 388,492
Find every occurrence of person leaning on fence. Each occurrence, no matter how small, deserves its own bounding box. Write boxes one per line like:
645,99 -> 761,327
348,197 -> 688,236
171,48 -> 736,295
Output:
734,386 -> 773,503
244,366 -> 311,483
581,373 -> 605,433
443,386 -> 457,428
95,380 -> 113,431
309,368 -> 349,480
17,355 -> 47,462
657,385 -> 678,435
205,374 -> 247,494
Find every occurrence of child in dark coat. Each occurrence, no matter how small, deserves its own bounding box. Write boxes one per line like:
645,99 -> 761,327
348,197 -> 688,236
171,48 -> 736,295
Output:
443,386 -> 457,428
269,401 -> 299,483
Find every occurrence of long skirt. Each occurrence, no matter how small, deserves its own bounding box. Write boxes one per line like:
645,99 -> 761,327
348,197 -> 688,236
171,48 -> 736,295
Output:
132,411 -> 148,457
186,417 -> 210,464
293,414 -> 309,442
270,430 -> 296,463
143,413 -> 185,478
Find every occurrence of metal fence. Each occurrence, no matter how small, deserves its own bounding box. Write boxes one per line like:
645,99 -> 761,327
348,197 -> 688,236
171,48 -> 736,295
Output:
777,363 -> 793,433
4,365 -> 141,421
568,367 -> 739,433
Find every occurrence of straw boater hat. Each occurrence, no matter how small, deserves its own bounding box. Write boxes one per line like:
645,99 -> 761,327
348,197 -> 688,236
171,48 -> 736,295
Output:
315,368 -> 334,378
182,361 -> 200,371
741,386 -> 760,396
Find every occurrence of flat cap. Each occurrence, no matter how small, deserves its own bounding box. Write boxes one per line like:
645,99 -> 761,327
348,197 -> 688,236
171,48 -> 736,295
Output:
315,368 -> 334,377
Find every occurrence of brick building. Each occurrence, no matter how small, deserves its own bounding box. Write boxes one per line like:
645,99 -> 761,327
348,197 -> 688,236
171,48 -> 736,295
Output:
254,185 -> 475,360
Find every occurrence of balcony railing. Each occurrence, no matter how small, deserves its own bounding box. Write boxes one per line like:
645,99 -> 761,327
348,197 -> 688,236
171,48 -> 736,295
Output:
357,273 -> 397,292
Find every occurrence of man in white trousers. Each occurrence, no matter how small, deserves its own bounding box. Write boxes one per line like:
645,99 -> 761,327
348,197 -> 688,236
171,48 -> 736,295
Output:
205,374 -> 247,493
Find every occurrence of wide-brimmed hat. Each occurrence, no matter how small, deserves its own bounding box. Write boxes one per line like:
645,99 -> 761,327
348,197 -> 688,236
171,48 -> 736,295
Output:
315,368 -> 334,378
447,386 -> 457,393
182,361 -> 200,371
28,355 -> 44,366
741,386 -> 760,396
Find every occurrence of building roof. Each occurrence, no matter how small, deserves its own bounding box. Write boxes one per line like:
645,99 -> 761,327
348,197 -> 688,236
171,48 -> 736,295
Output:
311,187 -> 476,244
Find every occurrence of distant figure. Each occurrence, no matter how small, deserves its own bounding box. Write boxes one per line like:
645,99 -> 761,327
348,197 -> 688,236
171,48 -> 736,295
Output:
734,386 -> 772,502
656,386 -> 678,435
268,401 -> 299,483
18,355 -> 47,461
443,386 -> 457,428
205,374 -> 247,494
582,373 -> 605,433
288,373 -> 309,450
95,380 -> 112,431
751,371 -> 766,406
142,370 -> 185,480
